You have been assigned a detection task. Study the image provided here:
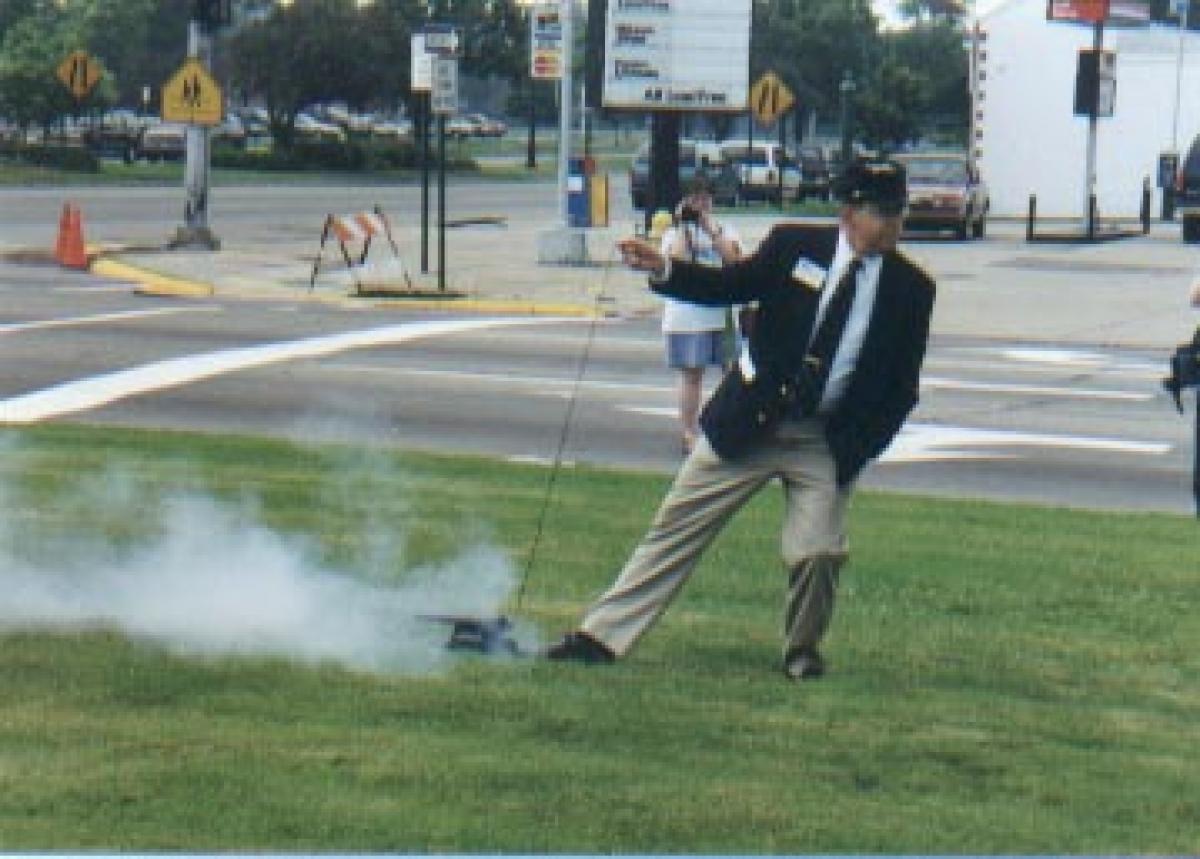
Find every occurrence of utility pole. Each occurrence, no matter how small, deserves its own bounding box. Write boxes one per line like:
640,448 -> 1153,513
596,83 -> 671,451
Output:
1083,17 -> 1103,240
557,0 -> 573,226
173,4 -> 221,250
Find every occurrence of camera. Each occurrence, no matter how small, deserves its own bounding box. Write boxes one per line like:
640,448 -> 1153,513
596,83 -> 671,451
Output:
678,204 -> 701,224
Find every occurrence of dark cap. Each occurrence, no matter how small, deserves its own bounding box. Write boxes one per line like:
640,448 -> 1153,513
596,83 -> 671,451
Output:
685,173 -> 715,196
834,156 -> 907,215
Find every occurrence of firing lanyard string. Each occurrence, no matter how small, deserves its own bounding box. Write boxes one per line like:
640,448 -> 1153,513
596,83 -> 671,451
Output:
515,244 -> 618,611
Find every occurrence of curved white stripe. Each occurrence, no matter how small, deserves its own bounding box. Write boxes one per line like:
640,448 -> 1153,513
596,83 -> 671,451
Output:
0,317 -> 568,424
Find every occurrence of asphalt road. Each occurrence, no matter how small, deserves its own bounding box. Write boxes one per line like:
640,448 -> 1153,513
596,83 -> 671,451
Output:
2,261 -> 1194,516
0,179 -> 562,250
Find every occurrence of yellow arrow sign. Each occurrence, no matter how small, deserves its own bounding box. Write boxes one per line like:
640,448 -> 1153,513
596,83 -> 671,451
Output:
750,71 -> 795,127
56,50 -> 103,100
161,58 -> 224,126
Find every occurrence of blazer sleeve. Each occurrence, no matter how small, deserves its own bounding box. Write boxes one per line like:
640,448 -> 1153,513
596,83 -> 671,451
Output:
650,225 -> 794,306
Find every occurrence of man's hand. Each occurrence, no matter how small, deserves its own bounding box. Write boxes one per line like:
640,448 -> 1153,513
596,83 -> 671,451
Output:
617,237 -> 667,278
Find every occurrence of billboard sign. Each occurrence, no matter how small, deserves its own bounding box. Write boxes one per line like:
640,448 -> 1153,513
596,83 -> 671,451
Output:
530,3 -> 563,81
411,33 -> 432,93
1047,0 -> 1151,23
602,0 -> 751,112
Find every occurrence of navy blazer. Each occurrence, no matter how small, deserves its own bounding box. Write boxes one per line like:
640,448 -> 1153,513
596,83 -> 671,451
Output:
652,223 -> 935,486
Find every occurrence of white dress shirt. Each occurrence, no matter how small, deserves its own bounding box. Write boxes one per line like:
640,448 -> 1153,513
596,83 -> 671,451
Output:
810,232 -> 883,413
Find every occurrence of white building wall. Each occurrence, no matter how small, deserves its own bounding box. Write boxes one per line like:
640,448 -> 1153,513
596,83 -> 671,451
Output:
979,0 -> 1200,218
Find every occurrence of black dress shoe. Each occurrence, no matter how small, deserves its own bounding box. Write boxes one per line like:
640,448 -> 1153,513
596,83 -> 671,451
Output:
783,647 -> 825,680
545,631 -> 616,664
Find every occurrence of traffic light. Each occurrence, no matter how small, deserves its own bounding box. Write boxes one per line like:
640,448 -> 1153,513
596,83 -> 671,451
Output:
193,0 -> 232,30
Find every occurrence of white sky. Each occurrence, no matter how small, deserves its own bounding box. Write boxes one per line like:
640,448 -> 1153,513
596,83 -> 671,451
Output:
872,0 -> 1007,29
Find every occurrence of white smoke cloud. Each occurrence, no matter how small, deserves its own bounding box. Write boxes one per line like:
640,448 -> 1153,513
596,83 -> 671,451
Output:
0,440 -> 538,674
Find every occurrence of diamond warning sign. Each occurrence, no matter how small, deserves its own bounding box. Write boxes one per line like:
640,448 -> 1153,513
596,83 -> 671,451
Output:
162,58 -> 223,126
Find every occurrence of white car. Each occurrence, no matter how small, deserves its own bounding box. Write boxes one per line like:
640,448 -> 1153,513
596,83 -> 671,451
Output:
136,122 -> 187,161
717,140 -> 802,203
294,113 -> 346,143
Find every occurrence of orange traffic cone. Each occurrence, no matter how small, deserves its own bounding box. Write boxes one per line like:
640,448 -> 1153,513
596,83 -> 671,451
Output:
54,202 -> 71,265
59,204 -> 88,270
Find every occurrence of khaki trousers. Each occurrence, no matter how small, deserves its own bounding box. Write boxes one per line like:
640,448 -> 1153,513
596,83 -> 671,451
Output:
580,419 -> 851,658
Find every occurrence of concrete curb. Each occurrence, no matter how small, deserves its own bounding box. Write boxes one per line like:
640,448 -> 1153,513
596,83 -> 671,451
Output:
90,258 -> 216,298
90,252 -> 609,317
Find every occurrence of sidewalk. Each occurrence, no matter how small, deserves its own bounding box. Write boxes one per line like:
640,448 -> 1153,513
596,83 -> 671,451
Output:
82,212 -> 1200,349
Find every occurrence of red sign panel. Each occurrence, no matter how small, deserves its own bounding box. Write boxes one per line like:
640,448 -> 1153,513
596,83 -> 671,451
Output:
1047,0 -> 1151,22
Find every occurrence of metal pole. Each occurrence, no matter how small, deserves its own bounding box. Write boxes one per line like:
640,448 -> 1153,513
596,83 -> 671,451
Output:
557,0 -> 573,227
839,71 -> 855,165
1173,1 -> 1189,152
176,18 -> 218,249
421,94 -> 430,273
527,80 -> 538,170
1084,19 -> 1102,238
438,112 -> 446,293
780,114 -> 789,207
525,5 -> 537,170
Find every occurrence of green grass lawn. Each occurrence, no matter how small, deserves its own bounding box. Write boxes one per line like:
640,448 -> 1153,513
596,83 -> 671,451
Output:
0,423 -> 1196,853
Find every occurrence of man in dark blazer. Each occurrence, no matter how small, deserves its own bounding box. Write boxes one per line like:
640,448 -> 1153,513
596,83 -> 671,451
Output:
548,157 -> 936,680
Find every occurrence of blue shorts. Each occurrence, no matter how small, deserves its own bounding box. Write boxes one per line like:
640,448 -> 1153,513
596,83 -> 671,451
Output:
666,330 -> 727,369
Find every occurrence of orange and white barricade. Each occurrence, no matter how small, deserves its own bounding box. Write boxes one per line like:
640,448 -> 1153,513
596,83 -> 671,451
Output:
309,205 -> 413,292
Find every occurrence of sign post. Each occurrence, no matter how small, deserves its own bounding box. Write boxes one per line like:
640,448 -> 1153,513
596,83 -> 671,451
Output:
751,71 -> 797,209
170,14 -> 222,250
430,44 -> 460,294
433,57 -> 454,292
1049,0 -> 1152,236
603,0 -> 751,223
412,31 -> 432,274
557,0 -> 573,228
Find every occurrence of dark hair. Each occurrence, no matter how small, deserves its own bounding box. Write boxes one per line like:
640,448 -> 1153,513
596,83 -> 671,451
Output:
686,174 -> 715,196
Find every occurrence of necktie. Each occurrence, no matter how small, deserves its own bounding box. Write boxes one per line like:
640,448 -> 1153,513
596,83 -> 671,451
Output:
796,258 -> 862,415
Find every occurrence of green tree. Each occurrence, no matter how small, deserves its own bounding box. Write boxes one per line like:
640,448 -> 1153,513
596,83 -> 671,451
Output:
855,57 -> 928,148
897,0 -> 966,24
752,0 -> 881,136
0,3 -> 110,132
226,0 -> 408,147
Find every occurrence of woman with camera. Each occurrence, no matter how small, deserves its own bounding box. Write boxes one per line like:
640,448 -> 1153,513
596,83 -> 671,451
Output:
659,174 -> 744,453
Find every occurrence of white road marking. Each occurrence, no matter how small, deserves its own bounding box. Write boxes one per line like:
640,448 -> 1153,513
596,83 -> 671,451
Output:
53,285 -> 143,294
0,317 -> 570,424
617,409 -> 1170,461
922,376 -> 1151,401
926,355 -> 1164,380
1001,347 -> 1111,367
0,306 -> 218,335
331,363 -> 675,395
883,423 -> 1171,462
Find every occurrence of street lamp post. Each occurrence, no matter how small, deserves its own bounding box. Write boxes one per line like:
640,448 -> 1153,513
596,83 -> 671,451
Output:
839,71 -> 856,165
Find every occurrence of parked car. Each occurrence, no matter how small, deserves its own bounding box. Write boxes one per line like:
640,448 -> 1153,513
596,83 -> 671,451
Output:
211,115 -> 246,148
894,152 -> 989,239
372,117 -> 413,142
294,112 -> 346,143
795,146 -> 831,201
468,113 -> 507,138
629,140 -> 736,210
136,122 -> 187,161
717,140 -> 802,203
83,109 -> 147,161
1176,134 -> 1200,242
445,115 -> 477,139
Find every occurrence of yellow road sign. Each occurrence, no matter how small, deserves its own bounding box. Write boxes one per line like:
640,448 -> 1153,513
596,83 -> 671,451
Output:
56,50 -> 102,100
750,71 -> 795,127
162,58 -> 223,126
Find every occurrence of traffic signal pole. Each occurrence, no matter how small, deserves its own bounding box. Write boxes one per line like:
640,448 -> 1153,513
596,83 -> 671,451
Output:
172,15 -> 220,250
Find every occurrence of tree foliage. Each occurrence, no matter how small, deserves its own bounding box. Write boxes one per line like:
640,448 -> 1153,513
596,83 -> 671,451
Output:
0,0 -> 971,151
